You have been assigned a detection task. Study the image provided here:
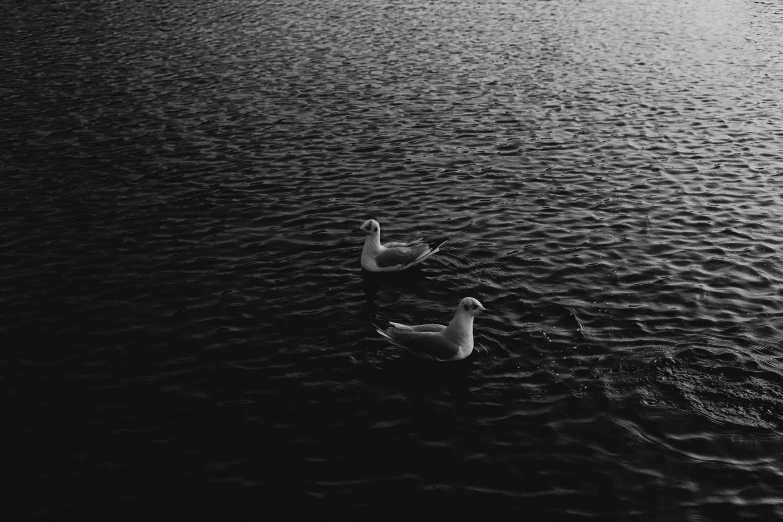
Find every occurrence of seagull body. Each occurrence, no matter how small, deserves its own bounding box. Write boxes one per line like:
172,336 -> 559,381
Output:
372,297 -> 489,361
359,219 -> 449,272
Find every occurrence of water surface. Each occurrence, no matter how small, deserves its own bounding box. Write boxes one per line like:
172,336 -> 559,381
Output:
2,0 -> 783,519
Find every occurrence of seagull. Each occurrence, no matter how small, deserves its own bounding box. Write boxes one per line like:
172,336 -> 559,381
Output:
371,297 -> 491,361
358,219 -> 450,272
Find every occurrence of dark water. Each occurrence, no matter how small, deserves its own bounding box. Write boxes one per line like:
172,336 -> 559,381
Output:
3,0 -> 783,519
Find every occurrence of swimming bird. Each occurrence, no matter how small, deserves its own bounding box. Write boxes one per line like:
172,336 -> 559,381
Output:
358,219 -> 449,272
371,297 -> 490,361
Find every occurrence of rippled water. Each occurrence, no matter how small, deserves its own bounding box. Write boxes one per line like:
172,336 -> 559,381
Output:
3,0 -> 783,519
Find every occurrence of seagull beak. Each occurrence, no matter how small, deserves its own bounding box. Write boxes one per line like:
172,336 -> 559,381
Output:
481,308 -> 494,315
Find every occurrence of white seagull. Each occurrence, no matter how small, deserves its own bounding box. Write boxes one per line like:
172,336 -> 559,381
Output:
371,297 -> 491,361
358,219 -> 450,272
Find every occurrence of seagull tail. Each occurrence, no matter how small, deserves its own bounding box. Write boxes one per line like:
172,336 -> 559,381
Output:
406,235 -> 451,268
368,318 -> 409,350
368,316 -> 392,331
427,236 -> 451,251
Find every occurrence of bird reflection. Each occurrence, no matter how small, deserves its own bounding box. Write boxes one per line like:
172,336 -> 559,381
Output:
373,354 -> 477,392
360,266 -> 429,307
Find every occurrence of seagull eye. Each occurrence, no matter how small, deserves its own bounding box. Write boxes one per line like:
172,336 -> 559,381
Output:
472,304 -> 478,310
372,227 -> 377,232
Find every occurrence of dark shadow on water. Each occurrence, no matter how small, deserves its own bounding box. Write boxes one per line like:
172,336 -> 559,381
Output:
360,266 -> 430,307
365,352 -> 479,396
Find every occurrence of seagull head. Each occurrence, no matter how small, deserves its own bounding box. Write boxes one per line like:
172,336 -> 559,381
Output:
359,219 -> 381,237
459,297 -> 491,316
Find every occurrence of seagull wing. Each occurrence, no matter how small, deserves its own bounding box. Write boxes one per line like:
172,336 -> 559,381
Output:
384,238 -> 424,248
389,322 -> 446,333
385,328 -> 460,360
374,244 -> 430,268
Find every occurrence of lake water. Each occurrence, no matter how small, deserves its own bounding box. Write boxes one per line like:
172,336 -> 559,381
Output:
2,0 -> 783,519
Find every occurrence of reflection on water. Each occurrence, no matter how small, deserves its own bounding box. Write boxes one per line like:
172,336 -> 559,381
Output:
2,0 -> 783,519
360,267 -> 430,306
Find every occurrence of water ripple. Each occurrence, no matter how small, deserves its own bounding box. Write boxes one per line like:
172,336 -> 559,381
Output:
3,0 -> 783,519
